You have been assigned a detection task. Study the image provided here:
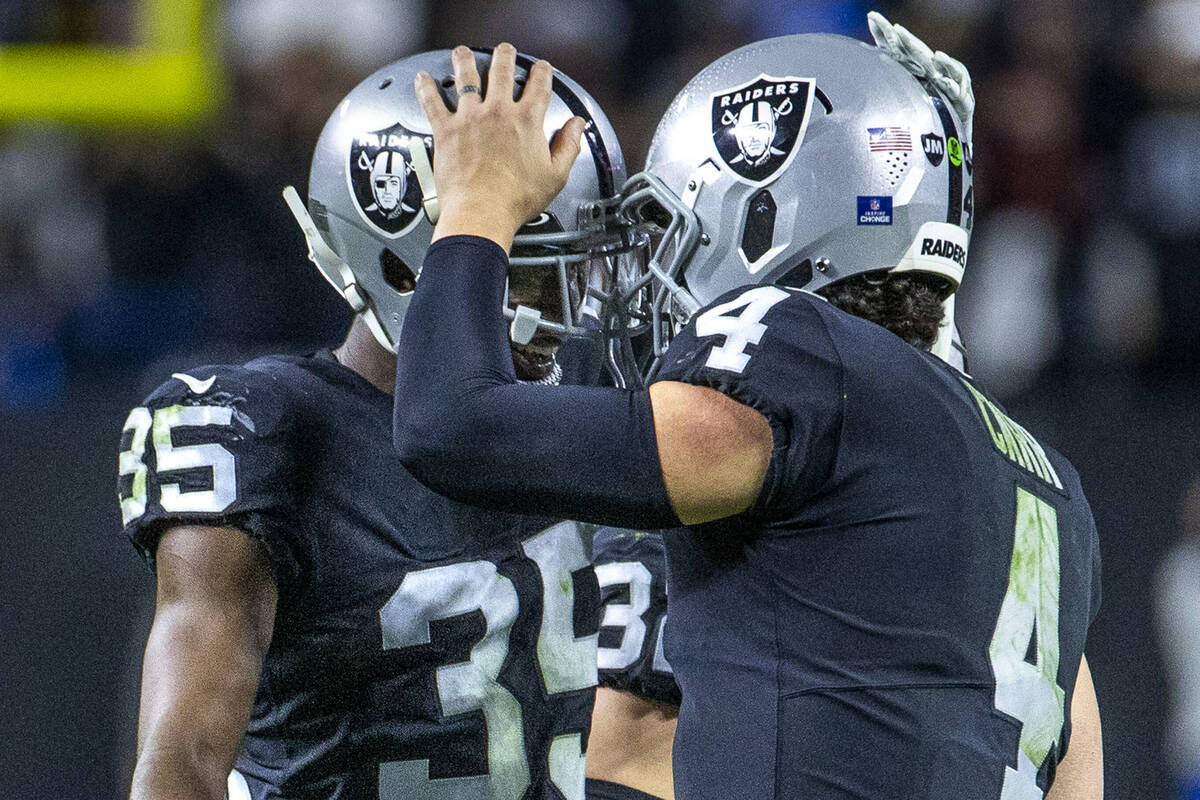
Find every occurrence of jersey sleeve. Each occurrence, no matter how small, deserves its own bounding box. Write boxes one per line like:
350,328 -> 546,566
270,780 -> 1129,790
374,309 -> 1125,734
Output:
116,364 -> 309,592
652,286 -> 844,518
592,527 -> 680,708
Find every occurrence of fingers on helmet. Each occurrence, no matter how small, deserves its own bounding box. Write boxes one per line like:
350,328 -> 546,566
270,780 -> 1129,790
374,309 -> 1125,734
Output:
488,42 -> 518,103
414,71 -> 450,123
549,116 -> 586,178
523,59 -> 554,118
866,11 -> 896,49
934,51 -> 974,98
894,23 -> 936,77
934,75 -> 961,101
451,45 -> 483,103
864,10 -> 902,54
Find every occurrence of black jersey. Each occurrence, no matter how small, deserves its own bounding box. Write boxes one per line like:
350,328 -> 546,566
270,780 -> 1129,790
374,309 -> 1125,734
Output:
118,351 -> 601,800
592,528 -> 680,708
652,286 -> 1101,800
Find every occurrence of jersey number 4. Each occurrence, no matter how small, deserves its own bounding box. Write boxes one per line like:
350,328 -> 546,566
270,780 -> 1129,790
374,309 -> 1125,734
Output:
378,523 -> 595,800
989,487 -> 1067,799
694,285 -> 789,373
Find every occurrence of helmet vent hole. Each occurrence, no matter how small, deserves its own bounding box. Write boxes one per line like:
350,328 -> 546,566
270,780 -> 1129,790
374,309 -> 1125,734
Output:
378,78 -> 393,90
441,75 -> 456,89
814,86 -> 833,115
380,249 -> 417,294
740,189 -> 777,263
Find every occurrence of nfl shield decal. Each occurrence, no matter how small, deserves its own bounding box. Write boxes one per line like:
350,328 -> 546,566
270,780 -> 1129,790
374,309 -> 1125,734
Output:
348,123 -> 424,237
712,75 -> 815,185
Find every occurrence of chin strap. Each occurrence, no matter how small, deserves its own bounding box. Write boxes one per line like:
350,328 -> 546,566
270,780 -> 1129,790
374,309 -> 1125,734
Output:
931,295 -> 969,374
282,185 -> 396,352
407,136 -> 440,224
509,304 -> 542,345
283,186 -> 365,311
930,294 -> 955,364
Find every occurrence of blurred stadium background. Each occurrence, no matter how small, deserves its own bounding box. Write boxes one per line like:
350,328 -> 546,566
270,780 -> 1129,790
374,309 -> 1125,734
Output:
2,0 -> 1198,797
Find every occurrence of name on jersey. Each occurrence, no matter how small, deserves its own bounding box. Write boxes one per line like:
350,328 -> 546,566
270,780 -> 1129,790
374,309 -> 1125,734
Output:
921,238 -> 966,267
962,380 -> 1063,490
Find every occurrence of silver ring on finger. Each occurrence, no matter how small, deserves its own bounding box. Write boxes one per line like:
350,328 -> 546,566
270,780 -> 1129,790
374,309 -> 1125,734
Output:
457,84 -> 481,98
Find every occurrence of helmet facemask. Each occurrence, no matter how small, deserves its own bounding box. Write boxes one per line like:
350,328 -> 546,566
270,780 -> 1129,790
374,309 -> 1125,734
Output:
504,200 -> 647,383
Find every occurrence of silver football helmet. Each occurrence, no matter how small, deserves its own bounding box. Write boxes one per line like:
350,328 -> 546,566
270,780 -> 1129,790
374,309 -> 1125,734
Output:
618,32 -> 974,373
284,48 -> 638,356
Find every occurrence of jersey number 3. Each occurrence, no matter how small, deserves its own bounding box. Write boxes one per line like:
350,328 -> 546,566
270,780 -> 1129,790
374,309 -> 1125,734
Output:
378,523 -> 595,800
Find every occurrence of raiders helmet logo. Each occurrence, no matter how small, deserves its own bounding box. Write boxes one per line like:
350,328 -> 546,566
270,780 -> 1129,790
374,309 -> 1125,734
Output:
348,123 -> 424,237
711,74 -> 815,185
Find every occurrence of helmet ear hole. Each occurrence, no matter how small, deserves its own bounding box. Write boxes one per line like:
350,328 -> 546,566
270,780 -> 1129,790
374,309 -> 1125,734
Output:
380,249 -> 417,294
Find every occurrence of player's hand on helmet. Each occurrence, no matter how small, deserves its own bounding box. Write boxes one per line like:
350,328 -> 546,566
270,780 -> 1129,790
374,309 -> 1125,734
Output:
867,11 -> 974,142
414,43 -> 586,251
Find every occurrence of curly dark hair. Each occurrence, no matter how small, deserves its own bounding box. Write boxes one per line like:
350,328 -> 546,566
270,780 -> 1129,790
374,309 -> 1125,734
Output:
815,271 -> 952,350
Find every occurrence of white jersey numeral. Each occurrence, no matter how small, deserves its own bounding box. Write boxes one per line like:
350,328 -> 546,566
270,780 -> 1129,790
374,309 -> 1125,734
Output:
380,561 -> 528,800
225,768 -> 251,800
378,523 -> 595,800
595,560 -> 672,675
119,407 -> 152,525
651,615 -> 672,674
153,405 -> 237,514
595,561 -> 652,671
989,487 -> 1066,800
693,285 -> 789,373
523,522 -> 600,694
118,404 -> 238,524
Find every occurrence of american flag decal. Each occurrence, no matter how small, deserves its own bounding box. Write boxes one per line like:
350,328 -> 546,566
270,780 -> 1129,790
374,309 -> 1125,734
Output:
867,127 -> 912,152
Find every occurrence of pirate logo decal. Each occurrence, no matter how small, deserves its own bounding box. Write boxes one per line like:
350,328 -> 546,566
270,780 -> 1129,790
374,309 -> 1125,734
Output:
348,123 -> 424,237
712,75 -> 815,185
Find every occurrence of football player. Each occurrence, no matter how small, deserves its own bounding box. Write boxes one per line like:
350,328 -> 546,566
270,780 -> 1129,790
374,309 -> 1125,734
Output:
118,48 -> 635,800
588,528 -> 679,800
392,27 -> 1103,800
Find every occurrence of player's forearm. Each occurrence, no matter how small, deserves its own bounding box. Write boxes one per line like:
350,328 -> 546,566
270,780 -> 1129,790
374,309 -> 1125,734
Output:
132,604 -> 264,800
130,737 -> 230,800
131,698 -> 242,800
393,236 -> 681,529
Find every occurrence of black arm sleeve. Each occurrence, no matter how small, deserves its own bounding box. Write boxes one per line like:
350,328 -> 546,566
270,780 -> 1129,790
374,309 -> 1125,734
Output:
393,235 -> 681,529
